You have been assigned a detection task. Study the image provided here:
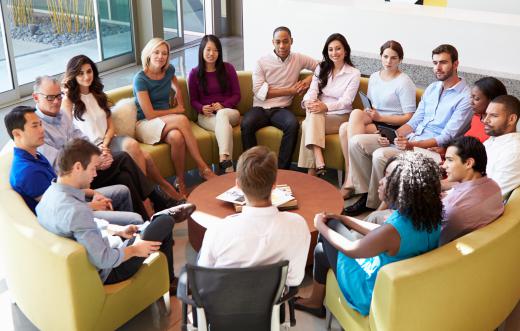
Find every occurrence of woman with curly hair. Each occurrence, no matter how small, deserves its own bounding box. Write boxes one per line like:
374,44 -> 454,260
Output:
294,152 -> 442,317
61,54 -> 184,201
297,33 -> 360,176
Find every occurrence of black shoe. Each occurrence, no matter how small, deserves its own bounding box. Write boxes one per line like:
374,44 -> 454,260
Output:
315,165 -> 327,177
150,185 -> 183,211
219,159 -> 233,171
294,299 -> 326,318
342,193 -> 374,216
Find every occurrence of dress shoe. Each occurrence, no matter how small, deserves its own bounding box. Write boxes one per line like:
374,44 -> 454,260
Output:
294,298 -> 326,318
152,203 -> 196,223
342,193 -> 374,216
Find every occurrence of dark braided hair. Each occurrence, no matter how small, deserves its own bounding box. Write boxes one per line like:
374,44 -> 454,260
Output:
384,152 -> 443,233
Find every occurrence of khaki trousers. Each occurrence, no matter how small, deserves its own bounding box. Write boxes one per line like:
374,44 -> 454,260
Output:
347,134 -> 402,208
197,108 -> 240,157
297,112 -> 348,168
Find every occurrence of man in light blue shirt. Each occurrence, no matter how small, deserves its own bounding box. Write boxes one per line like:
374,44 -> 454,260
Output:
346,44 -> 472,215
37,138 -> 195,293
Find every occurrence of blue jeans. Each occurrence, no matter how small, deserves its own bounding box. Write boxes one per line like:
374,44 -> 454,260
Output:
93,184 -> 143,225
240,107 -> 299,169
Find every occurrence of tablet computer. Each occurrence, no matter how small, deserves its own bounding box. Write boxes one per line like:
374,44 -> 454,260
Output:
377,125 -> 398,143
359,91 -> 373,110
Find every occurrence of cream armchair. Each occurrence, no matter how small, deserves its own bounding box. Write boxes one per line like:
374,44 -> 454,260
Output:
0,150 -> 171,331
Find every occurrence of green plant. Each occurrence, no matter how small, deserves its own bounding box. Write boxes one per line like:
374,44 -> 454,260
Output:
8,0 -> 34,26
46,0 -> 94,34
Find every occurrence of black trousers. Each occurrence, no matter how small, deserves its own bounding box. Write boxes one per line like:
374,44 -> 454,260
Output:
104,214 -> 175,284
91,151 -> 154,220
240,107 -> 299,169
313,219 -> 353,284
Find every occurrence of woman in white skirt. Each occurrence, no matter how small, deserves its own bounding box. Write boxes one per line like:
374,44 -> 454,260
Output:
133,38 -> 216,197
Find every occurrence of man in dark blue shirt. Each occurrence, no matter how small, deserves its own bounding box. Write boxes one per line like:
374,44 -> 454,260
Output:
5,105 -> 142,225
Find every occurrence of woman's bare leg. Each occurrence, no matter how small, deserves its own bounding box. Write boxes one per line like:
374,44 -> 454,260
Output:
142,150 -> 183,200
164,129 -> 187,197
161,114 -> 213,174
313,145 -> 325,168
340,109 -> 378,189
120,137 -> 147,175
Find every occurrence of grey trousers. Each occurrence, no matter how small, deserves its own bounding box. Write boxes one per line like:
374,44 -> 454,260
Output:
93,184 -> 144,225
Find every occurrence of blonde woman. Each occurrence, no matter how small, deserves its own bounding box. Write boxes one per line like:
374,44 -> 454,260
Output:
133,38 -> 216,196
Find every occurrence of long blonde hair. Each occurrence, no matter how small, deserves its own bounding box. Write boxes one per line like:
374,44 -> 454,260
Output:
141,38 -> 171,72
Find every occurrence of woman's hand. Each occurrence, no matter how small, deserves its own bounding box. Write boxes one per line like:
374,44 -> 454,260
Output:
202,105 -> 215,116
307,100 -> 328,113
212,102 -> 224,111
366,108 -> 381,121
378,135 -> 390,147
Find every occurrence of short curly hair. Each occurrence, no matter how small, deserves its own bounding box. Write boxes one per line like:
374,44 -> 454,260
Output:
384,152 -> 443,233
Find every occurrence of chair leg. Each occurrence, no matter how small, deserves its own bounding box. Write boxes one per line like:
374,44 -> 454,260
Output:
288,298 -> 296,327
326,309 -> 333,330
337,170 -> 343,188
162,291 -> 171,316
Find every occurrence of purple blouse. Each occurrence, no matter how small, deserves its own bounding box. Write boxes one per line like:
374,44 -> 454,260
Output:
188,62 -> 241,114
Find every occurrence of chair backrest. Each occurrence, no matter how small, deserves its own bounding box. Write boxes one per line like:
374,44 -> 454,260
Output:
187,260 -> 289,331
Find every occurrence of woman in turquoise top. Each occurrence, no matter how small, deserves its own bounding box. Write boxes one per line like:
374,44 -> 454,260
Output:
295,152 -> 442,317
133,38 -> 216,197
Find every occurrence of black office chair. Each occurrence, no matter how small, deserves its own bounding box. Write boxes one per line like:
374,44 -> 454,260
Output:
177,260 -> 297,331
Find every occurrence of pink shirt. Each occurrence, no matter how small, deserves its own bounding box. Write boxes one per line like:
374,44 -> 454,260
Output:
252,51 -> 318,109
440,176 -> 504,245
303,63 -> 361,115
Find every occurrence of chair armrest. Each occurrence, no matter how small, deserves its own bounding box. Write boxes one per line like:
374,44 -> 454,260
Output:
176,265 -> 196,306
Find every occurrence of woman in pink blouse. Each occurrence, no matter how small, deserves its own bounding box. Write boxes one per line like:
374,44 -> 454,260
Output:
188,35 -> 241,173
297,33 -> 360,176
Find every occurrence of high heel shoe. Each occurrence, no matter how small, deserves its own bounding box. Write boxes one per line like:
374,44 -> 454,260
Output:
315,165 -> 327,177
199,167 -> 217,180
174,178 -> 188,198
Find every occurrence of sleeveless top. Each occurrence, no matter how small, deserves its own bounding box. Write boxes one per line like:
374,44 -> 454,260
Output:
336,211 -> 440,316
72,93 -> 108,146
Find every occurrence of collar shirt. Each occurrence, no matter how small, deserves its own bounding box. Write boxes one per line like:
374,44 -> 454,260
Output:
35,108 -> 86,171
252,51 -> 318,109
302,63 -> 361,115
197,205 -> 311,286
9,147 -> 56,213
441,176 -> 504,245
484,132 -> 520,196
406,79 -> 472,146
36,182 -> 126,282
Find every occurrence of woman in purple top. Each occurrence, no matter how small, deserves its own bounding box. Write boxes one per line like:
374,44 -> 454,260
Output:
188,35 -> 241,173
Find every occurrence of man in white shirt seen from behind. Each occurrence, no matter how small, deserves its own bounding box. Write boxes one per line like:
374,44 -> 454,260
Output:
198,146 -> 311,286
483,95 -> 520,197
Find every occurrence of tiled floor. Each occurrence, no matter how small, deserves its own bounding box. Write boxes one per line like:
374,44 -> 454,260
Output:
0,35 -> 356,330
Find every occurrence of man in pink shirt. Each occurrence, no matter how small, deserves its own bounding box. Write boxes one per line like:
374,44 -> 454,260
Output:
241,26 -> 318,169
440,136 -> 503,245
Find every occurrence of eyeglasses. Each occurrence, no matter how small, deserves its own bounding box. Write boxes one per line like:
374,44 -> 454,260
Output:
37,92 -> 63,101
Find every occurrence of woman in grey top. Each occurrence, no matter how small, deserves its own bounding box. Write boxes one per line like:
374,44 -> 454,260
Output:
338,40 -> 417,199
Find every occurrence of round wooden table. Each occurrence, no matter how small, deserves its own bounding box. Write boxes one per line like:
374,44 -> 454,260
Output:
187,169 -> 344,264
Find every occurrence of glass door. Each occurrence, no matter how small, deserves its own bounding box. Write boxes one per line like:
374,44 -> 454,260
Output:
0,5 -> 13,94
182,0 -> 205,43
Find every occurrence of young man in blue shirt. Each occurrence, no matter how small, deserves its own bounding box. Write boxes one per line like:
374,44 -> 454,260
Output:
5,105 -> 142,225
345,44 -> 472,215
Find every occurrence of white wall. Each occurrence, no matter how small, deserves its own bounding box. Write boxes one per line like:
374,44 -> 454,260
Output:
243,0 -> 520,79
